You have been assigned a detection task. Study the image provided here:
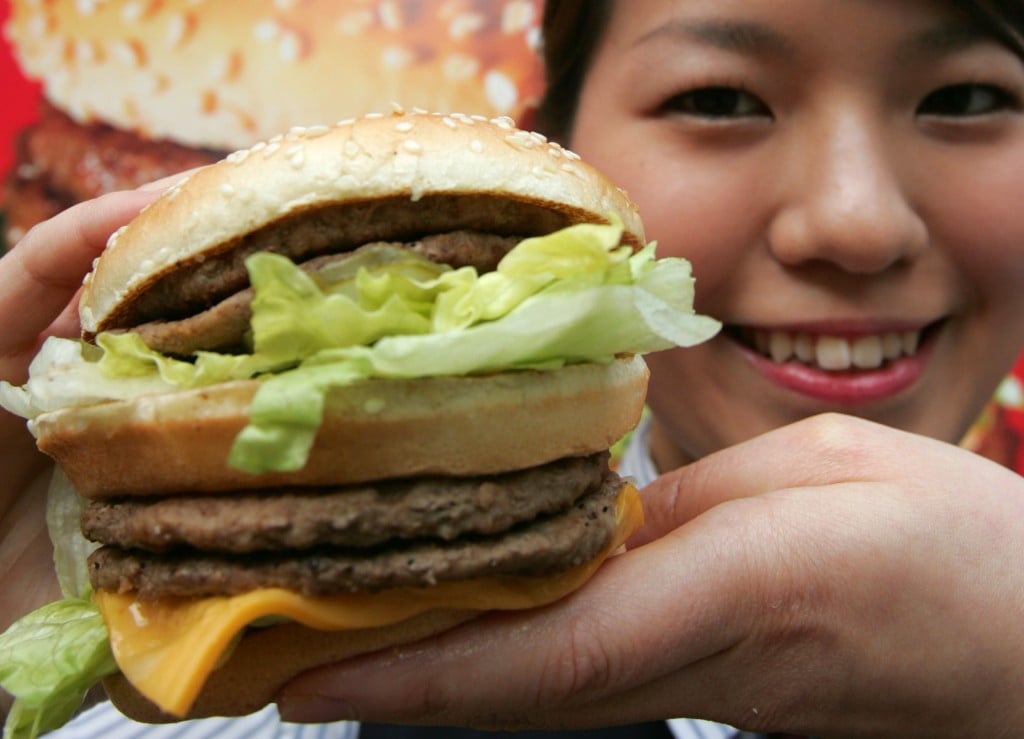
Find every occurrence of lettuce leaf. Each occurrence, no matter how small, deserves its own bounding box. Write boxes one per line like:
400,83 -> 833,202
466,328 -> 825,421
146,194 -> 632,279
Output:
1,220 -> 720,474
0,597 -> 117,739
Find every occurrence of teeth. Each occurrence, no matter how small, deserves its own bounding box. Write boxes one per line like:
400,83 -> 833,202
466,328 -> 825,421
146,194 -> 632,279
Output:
750,329 -> 923,370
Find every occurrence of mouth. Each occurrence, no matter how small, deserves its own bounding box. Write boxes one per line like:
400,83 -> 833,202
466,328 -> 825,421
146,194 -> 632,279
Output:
730,324 -> 938,371
724,321 -> 943,403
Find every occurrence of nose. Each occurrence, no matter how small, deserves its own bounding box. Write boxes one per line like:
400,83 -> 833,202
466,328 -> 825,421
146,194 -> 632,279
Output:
768,105 -> 928,273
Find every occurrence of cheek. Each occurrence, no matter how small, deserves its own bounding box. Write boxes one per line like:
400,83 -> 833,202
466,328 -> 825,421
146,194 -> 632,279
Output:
933,168 -> 1024,337
588,148 -> 769,309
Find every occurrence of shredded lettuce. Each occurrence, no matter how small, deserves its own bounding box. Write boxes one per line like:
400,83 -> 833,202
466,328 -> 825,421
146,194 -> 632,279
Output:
0,220 -> 720,475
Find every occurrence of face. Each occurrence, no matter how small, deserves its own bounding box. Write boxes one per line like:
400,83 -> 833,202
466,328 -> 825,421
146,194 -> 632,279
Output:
570,0 -> 1024,470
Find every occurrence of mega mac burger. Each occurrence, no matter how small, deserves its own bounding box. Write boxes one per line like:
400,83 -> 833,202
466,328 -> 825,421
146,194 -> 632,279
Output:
0,110 -> 719,732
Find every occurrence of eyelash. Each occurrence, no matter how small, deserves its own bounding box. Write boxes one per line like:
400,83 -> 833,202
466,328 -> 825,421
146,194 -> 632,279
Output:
917,81 -> 1020,118
658,79 -> 772,121
657,79 -> 1020,122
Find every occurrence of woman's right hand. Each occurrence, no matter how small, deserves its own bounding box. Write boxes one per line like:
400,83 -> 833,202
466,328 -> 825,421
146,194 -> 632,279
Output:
0,188 -> 162,637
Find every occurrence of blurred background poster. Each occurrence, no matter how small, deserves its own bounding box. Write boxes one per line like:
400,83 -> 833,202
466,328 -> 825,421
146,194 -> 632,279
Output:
0,0 -> 544,247
0,0 -> 1021,474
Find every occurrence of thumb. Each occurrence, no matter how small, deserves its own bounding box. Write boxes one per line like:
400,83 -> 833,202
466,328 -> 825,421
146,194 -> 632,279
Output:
630,413 -> 893,548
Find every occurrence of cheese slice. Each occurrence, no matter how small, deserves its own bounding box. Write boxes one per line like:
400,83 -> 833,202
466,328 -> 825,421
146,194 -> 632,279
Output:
95,483 -> 643,717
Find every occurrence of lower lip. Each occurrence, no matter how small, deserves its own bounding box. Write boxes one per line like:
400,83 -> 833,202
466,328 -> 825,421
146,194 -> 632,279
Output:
737,339 -> 930,405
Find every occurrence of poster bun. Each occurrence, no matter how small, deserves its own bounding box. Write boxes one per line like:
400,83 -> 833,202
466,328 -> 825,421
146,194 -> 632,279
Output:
5,0 -> 545,150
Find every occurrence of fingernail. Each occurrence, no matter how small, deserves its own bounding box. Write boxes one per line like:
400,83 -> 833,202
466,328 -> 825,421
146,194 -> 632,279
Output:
278,694 -> 356,724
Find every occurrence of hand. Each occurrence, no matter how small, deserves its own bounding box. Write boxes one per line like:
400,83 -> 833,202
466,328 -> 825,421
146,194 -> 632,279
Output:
0,188 -> 162,635
277,413 -> 1024,738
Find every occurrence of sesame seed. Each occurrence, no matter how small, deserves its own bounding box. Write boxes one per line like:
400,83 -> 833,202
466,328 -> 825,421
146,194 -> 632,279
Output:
469,139 -> 484,153
305,124 -> 330,138
113,39 -> 146,67
278,31 -> 305,62
502,0 -> 535,34
166,13 -> 196,48
449,12 -> 485,41
443,53 -> 478,81
442,116 -> 458,129
402,139 -> 422,154
226,149 -> 250,164
210,51 -> 242,82
336,10 -> 373,36
381,45 -> 413,69
485,70 -> 518,114
286,145 -> 305,167
220,183 -> 236,196
263,141 -> 281,157
395,121 -> 414,132
121,2 -> 143,23
253,19 -> 280,42
75,0 -> 101,16
379,0 -> 402,30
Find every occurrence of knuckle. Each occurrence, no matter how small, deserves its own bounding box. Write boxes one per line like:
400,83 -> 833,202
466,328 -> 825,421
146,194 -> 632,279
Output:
538,611 -> 618,707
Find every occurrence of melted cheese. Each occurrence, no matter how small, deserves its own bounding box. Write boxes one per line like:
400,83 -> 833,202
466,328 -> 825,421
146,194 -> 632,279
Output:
94,483 -> 643,717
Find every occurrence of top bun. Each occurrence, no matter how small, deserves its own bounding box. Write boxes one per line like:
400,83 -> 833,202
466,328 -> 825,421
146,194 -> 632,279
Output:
80,109 -> 645,334
5,0 -> 545,150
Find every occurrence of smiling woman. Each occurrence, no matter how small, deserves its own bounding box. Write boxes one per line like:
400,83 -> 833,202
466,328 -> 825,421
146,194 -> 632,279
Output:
3,1 -> 1024,739
265,2 -> 1024,737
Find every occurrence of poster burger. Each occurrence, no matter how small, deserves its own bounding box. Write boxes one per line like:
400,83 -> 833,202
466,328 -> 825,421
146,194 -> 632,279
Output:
0,110 -> 721,736
2,0 -> 545,248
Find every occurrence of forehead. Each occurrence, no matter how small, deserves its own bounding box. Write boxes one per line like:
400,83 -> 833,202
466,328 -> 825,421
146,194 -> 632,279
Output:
601,0 -> 988,51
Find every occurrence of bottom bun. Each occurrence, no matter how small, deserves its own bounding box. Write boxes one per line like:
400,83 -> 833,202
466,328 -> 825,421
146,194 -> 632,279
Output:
103,608 -> 478,723
37,356 -> 649,498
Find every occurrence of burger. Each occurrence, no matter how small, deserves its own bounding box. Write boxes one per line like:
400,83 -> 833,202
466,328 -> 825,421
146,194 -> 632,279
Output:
0,110 -> 720,732
2,0 -> 545,247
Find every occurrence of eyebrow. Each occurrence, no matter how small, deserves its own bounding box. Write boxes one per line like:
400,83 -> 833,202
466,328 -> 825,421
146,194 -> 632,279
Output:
631,18 -> 795,59
901,20 -> 993,59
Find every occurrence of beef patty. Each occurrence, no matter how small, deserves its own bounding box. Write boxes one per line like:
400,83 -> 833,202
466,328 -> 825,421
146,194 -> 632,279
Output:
87,471 -> 625,599
82,453 -> 608,552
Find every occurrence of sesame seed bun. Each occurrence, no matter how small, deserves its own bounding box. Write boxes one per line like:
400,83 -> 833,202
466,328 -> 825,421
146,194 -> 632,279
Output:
5,0 -> 545,151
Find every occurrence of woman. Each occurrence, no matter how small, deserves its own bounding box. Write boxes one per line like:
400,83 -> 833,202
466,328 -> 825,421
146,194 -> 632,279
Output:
279,1 -> 1024,736
3,1 -> 1024,737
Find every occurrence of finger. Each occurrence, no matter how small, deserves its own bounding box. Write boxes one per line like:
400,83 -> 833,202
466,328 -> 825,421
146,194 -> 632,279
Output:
136,166 -> 206,191
0,189 -> 160,366
277,524 -> 756,728
630,413 -> 911,547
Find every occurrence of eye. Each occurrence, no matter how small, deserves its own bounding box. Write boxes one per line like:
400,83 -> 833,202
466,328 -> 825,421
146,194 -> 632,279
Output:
661,86 -> 772,120
917,83 -> 1018,117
